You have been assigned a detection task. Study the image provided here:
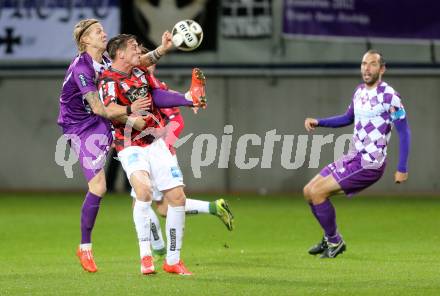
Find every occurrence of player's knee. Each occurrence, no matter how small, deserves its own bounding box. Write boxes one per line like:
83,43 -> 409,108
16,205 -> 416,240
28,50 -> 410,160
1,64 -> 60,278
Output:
164,187 -> 186,207
89,182 -> 106,196
156,204 -> 168,217
308,186 -> 328,204
171,194 -> 186,207
133,185 -> 152,202
303,184 -> 314,202
88,172 -> 107,196
303,185 -> 311,199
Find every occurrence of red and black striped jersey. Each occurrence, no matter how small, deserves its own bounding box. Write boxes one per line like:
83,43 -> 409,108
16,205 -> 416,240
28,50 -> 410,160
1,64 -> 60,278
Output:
147,70 -> 185,155
98,66 -> 164,152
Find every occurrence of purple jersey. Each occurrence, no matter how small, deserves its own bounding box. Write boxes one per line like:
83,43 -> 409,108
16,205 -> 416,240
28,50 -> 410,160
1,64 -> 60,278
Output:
57,52 -> 111,133
57,52 -> 113,181
351,81 -> 405,164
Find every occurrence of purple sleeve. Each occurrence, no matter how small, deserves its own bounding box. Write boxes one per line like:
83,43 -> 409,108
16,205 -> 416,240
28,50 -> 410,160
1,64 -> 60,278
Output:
151,89 -> 193,108
72,62 -> 97,95
317,103 -> 354,128
394,118 -> 411,173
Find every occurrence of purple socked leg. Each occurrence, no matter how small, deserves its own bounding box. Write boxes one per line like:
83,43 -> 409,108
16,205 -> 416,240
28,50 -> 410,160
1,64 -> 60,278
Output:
81,192 -> 102,244
151,89 -> 193,108
312,200 -> 341,243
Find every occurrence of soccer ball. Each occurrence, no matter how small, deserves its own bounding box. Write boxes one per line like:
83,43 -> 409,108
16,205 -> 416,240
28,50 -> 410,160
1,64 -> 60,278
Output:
171,20 -> 203,51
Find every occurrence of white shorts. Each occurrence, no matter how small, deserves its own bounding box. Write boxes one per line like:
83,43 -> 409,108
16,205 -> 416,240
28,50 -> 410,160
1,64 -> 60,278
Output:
130,154 -> 180,201
118,139 -> 184,197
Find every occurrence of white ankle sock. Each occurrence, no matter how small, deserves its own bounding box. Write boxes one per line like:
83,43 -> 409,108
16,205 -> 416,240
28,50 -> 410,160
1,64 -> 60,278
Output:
133,200 -> 152,258
79,243 -> 92,251
166,205 -> 185,265
185,198 -> 210,214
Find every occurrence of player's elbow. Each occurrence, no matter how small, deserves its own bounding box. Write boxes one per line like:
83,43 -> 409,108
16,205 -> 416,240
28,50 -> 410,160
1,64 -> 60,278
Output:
90,105 -> 108,119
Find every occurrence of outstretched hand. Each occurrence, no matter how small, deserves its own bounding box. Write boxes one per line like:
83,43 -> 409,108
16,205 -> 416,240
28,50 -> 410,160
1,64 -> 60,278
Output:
161,30 -> 174,52
305,118 -> 319,132
394,171 -> 408,184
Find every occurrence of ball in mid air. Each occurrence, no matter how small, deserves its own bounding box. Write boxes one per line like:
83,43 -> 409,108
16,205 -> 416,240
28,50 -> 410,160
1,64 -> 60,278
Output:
171,20 -> 203,51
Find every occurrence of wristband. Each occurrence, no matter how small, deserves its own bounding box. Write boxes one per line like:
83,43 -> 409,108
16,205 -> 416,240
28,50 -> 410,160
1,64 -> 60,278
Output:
126,105 -> 132,115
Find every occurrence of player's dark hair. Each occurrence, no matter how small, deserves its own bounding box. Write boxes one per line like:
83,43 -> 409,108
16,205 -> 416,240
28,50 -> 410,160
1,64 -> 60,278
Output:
365,49 -> 386,67
106,34 -> 137,60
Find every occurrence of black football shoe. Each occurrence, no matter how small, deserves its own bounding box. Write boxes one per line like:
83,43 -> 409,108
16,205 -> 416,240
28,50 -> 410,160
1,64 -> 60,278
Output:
320,240 -> 346,258
308,237 -> 328,255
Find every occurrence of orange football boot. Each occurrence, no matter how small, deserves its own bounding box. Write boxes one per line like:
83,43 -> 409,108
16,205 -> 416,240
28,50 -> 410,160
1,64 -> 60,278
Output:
76,247 -> 98,273
189,68 -> 206,108
163,260 -> 193,275
141,256 -> 156,275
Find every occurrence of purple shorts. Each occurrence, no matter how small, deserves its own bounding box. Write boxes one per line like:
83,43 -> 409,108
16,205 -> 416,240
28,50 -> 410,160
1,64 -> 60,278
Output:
320,153 -> 386,197
64,117 -> 113,182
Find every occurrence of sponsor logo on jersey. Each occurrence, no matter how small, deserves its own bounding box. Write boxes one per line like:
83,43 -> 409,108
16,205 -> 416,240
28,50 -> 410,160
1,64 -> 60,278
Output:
128,153 -> 139,165
170,166 -> 182,178
78,74 -> 87,87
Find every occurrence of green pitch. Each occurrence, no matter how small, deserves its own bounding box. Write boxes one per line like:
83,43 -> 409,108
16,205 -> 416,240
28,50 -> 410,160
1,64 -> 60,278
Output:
1,193 -> 439,296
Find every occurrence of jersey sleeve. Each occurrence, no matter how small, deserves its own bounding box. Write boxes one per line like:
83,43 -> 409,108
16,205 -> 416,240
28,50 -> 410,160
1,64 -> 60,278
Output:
98,79 -> 117,107
383,90 -> 406,121
72,61 -> 97,95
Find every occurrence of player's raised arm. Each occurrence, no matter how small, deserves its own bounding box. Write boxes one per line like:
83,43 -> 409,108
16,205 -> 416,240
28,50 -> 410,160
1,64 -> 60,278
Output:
390,106 -> 411,184
317,103 -> 355,128
140,31 -> 174,67
305,103 -> 354,132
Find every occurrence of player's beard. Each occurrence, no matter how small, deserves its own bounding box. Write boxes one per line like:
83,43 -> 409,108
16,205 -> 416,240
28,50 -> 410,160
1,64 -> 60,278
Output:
363,71 -> 380,86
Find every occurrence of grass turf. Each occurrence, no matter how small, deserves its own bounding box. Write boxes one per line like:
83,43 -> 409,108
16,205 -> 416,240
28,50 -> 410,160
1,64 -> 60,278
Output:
0,193 -> 439,295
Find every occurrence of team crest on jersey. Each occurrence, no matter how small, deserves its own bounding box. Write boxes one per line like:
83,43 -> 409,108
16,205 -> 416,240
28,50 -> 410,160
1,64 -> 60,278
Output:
132,67 -> 145,77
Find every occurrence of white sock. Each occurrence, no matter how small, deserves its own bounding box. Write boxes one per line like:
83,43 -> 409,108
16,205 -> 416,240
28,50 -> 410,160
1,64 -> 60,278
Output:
79,243 -> 92,251
185,198 -> 210,214
166,205 -> 185,265
147,207 -> 165,251
184,91 -> 192,101
133,200 -> 152,258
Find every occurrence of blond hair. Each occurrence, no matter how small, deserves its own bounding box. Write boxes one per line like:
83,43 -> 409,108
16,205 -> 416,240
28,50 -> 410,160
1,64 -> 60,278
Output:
73,18 -> 99,52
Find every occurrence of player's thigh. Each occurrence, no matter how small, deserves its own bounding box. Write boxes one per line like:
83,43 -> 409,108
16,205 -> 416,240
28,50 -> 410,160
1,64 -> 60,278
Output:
310,175 -> 343,200
147,140 -> 184,196
130,170 -> 153,202
304,174 -> 323,195
88,169 -> 107,196
118,146 -> 149,182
